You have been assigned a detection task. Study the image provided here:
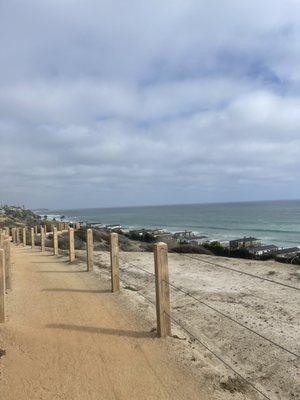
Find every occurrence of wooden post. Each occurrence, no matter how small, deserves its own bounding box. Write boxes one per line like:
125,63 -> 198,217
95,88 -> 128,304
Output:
53,227 -> 58,255
154,242 -> 171,337
3,238 -> 11,290
23,227 -> 26,246
41,227 -> 45,252
110,233 -> 120,292
31,228 -> 35,249
68,228 -> 75,262
11,228 -> 16,243
87,229 -> 94,271
16,228 -> 20,245
0,249 -> 5,323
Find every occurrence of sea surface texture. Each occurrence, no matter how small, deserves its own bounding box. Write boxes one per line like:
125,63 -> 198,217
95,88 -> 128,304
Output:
50,200 -> 300,247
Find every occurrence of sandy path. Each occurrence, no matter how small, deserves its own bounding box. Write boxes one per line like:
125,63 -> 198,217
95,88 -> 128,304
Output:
0,246 -> 207,400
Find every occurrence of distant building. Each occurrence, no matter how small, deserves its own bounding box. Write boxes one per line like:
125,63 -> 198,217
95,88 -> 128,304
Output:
106,224 -> 122,231
229,237 -> 260,250
248,245 -> 279,256
156,233 -> 174,243
89,223 -> 105,228
173,230 -> 194,239
129,229 -> 148,236
152,228 -> 169,236
187,236 -> 208,246
273,247 -> 300,258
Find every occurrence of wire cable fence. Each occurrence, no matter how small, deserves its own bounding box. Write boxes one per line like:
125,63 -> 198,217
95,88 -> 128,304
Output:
49,225 -> 299,400
116,261 -> 272,400
181,253 -> 300,291
118,250 -> 299,357
63,230 -> 297,400
165,312 -> 272,400
119,254 -> 156,277
116,247 -> 298,399
164,279 -> 299,359
118,252 -> 299,359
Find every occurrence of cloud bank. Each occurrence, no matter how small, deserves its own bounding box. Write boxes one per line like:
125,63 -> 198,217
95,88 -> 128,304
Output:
0,0 -> 299,208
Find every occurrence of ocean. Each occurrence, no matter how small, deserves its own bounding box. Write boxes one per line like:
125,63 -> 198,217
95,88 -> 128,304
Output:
47,200 -> 300,248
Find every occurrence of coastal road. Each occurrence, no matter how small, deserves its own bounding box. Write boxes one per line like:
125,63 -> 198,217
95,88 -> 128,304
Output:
0,246 -> 206,400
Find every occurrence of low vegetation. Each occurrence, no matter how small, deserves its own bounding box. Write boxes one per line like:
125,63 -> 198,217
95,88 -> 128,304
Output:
0,205 -> 41,228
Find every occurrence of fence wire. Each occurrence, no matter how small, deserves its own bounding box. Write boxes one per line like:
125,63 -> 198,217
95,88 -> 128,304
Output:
112,250 -> 297,399
182,254 -> 300,291
120,274 -> 272,400
119,254 -> 156,277
118,252 -> 299,357
165,312 -> 272,400
165,280 -> 299,359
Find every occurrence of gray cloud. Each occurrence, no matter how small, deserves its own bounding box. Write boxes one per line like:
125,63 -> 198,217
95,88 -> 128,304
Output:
0,0 -> 299,208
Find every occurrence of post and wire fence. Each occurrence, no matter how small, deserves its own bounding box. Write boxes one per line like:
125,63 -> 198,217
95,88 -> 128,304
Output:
105,233 -> 299,400
2,224 -> 299,399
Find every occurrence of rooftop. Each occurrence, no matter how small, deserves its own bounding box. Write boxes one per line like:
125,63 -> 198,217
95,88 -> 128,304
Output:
273,247 -> 300,256
230,237 -> 258,243
248,245 -> 278,253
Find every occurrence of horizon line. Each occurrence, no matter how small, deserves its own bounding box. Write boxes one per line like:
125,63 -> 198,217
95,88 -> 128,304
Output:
38,198 -> 300,213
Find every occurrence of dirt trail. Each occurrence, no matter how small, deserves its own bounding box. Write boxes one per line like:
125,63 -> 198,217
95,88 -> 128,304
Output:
0,246 -> 207,400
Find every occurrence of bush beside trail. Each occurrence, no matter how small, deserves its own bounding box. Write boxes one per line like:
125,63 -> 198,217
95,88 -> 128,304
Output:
171,245 -> 214,255
74,228 -> 147,252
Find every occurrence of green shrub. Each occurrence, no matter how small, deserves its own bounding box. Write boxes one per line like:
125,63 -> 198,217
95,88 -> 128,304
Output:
126,231 -> 156,243
171,245 -> 213,255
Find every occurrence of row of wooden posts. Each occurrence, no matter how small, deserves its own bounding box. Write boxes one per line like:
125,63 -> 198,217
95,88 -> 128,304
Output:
1,225 -> 171,337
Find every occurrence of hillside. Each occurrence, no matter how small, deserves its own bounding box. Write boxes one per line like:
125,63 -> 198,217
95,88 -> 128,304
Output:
0,206 -> 41,228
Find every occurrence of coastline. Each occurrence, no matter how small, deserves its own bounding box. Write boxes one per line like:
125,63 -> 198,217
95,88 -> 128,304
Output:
38,200 -> 300,248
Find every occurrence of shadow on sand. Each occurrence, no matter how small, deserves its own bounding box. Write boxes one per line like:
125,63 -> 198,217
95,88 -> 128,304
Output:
46,323 -> 153,339
36,270 -> 85,273
43,288 -> 110,294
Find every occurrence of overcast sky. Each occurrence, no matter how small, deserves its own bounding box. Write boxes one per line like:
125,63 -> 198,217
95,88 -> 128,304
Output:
0,1 -> 300,209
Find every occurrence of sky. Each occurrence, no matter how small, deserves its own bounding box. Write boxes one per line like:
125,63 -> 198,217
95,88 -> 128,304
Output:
0,0 -> 300,209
